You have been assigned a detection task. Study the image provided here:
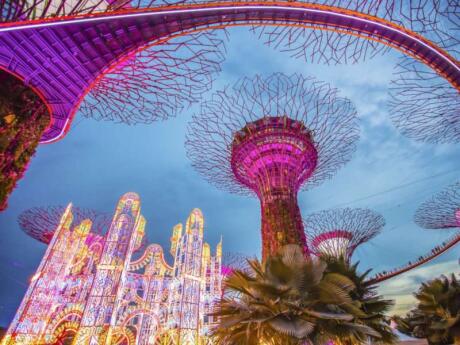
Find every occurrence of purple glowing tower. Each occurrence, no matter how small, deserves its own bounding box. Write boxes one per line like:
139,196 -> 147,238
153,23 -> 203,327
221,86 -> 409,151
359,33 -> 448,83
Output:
304,208 -> 385,261
186,73 -> 359,259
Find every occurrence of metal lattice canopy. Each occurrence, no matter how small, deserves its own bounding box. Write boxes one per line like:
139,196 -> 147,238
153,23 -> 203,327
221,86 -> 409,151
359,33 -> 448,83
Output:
252,0 -> 459,64
414,181 -> 460,230
18,206 -> 111,244
304,208 -> 385,260
186,73 -> 359,196
79,31 -> 226,125
389,56 -> 460,144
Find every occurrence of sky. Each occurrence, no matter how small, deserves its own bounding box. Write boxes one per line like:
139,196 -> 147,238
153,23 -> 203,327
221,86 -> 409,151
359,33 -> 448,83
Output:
0,27 -> 459,327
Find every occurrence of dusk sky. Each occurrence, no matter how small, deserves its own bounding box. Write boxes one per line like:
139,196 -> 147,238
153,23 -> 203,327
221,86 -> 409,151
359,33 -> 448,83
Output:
0,27 -> 459,327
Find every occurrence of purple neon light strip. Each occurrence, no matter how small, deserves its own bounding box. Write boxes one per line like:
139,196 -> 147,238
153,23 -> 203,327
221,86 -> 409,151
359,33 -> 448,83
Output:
1,5 -> 457,76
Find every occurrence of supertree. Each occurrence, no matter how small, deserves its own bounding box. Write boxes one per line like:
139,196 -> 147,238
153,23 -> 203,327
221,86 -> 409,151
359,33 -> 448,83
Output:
304,208 -> 385,261
186,73 -> 359,259
414,181 -> 460,230
18,205 -> 111,244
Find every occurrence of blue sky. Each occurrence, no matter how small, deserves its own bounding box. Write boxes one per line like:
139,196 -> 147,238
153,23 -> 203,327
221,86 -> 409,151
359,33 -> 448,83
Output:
0,27 -> 459,327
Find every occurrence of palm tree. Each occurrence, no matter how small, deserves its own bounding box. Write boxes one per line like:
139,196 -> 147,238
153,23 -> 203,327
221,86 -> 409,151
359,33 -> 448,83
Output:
323,256 -> 397,345
394,273 -> 460,345
211,245 -> 386,345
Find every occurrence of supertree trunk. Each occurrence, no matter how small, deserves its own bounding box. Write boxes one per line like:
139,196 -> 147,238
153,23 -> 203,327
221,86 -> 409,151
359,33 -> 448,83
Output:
260,191 -> 306,259
0,70 -> 50,211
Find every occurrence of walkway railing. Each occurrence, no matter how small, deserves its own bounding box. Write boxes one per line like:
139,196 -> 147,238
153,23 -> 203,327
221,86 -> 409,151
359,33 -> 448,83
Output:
366,232 -> 460,285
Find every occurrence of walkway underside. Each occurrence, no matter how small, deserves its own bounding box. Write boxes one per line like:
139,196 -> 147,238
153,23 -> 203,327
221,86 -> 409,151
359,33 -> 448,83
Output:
0,2 -> 458,143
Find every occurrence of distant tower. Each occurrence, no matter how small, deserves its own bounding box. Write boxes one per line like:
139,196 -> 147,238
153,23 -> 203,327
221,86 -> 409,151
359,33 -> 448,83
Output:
304,208 -> 385,261
73,192 -> 144,344
414,182 -> 460,230
186,73 -> 359,259
2,205 -> 91,344
164,208 -> 222,344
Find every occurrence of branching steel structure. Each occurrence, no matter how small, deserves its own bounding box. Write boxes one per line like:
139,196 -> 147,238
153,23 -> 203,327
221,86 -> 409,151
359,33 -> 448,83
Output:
79,31 -> 226,125
1,0 -> 226,138
18,205 -> 111,243
186,73 -> 359,259
0,0 -> 458,143
414,181 -> 460,230
304,208 -> 385,261
252,0 -> 459,64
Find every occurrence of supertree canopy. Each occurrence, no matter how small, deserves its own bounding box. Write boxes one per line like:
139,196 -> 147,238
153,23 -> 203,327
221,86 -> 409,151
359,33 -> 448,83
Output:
186,73 -> 359,259
18,206 -> 111,244
414,181 -> 460,230
252,0 -> 459,65
389,56 -> 460,144
79,31 -> 226,125
304,208 -> 385,261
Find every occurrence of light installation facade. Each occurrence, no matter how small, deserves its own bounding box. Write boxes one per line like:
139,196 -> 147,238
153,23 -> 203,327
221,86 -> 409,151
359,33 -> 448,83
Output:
2,193 -> 222,345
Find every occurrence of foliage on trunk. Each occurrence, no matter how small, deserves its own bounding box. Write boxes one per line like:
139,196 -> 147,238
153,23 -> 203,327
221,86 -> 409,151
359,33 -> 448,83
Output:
0,71 -> 50,211
393,273 -> 460,345
324,256 -> 397,345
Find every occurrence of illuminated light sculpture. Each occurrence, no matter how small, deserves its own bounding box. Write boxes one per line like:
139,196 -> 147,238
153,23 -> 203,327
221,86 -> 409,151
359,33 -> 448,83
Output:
2,194 -> 223,345
414,181 -> 460,230
186,73 -> 359,259
389,56 -> 460,144
18,206 -> 111,243
0,1 -> 458,143
304,208 -> 385,261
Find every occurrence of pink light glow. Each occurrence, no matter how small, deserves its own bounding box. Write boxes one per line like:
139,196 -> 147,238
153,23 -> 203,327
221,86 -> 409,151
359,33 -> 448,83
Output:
231,117 -> 318,197
311,230 -> 353,248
